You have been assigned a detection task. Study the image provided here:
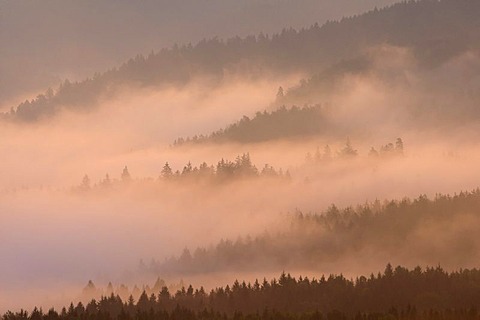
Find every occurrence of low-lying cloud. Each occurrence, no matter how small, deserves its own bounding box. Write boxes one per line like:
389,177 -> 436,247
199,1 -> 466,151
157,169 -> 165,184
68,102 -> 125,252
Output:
2,46 -> 480,314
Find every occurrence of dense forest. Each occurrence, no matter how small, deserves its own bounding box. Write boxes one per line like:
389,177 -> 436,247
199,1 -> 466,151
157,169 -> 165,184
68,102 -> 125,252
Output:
148,189 -> 480,275
5,265 -> 480,320
4,0 -> 480,121
173,106 -> 328,145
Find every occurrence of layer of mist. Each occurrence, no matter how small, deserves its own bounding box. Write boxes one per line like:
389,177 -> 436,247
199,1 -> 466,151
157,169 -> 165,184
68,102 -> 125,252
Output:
152,190 -> 480,275
3,130 -> 480,312
3,0 -> 480,316
2,64 -> 480,312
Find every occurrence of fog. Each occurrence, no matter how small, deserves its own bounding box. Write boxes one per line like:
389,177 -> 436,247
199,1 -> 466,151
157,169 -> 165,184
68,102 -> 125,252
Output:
0,0 -> 398,108
2,68 -> 480,312
278,46 -> 480,137
2,1 -> 480,314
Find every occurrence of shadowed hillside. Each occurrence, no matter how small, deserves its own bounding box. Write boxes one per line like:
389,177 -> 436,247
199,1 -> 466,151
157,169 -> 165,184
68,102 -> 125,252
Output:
150,190 -> 480,275
173,106 -> 329,145
5,0 -> 480,121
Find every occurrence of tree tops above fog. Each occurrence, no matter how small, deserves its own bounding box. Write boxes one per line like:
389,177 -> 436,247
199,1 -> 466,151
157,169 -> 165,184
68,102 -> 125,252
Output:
75,153 -> 288,192
159,153 -> 289,181
74,138 -> 404,192
4,0 -> 480,122
305,138 -> 404,163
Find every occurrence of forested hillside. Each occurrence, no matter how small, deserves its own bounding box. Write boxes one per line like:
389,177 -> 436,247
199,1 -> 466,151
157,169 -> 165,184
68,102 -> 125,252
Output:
5,0 -> 480,121
150,190 -> 480,275
173,106 -> 328,145
1,0 -> 398,104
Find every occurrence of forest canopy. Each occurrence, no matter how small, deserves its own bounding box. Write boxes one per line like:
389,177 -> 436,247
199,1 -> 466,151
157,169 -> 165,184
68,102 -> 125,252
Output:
5,264 -> 480,320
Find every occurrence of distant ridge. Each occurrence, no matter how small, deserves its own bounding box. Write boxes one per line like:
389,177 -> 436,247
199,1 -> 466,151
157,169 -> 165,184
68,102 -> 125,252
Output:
4,0 -> 480,122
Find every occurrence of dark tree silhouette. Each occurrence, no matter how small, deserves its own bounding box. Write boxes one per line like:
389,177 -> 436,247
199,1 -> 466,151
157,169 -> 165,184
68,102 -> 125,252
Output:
7,264 -> 480,320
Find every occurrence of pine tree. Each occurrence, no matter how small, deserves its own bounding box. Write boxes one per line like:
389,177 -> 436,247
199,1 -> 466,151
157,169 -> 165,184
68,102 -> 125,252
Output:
161,162 -> 173,179
121,166 -> 131,182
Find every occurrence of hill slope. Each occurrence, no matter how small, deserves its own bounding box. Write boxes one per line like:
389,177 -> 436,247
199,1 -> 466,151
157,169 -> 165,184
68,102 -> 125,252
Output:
5,0 -> 480,122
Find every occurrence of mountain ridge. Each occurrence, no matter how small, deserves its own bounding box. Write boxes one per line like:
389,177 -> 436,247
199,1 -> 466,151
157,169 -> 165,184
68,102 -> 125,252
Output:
4,0 -> 480,122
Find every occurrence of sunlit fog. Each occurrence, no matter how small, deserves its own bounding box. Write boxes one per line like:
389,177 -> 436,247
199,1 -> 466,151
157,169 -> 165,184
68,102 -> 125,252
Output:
2,0 -> 480,318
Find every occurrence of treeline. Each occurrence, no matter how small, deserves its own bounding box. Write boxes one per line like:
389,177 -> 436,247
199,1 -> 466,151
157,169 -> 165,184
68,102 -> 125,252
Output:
4,0 -> 480,121
150,189 -> 480,274
75,153 -> 288,191
158,153 -> 289,182
173,106 -> 327,145
305,138 -> 404,163
5,265 -> 480,319
80,278 -> 186,305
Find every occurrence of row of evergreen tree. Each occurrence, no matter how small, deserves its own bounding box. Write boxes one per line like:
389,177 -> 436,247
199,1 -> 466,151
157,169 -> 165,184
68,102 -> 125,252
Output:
5,265 -> 480,320
305,138 -> 404,163
75,154 -> 288,191
159,153 -> 289,181
75,138 -> 404,191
